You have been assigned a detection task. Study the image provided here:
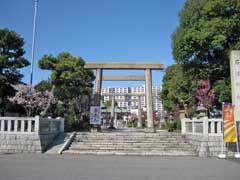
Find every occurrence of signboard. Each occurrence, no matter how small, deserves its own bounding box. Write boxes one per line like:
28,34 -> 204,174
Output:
223,104 -> 237,142
90,106 -> 101,125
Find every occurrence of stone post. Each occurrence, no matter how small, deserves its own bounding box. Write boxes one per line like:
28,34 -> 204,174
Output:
230,51 -> 240,122
0,119 -> 4,131
110,96 -> 115,127
14,119 -> 18,132
92,68 -> 102,132
181,118 -> 186,134
114,112 -> 117,128
145,68 -> 154,132
35,116 -> 40,135
179,110 -> 186,120
230,50 -> 240,152
94,68 -> 102,106
217,120 -> 222,134
192,118 -> 196,134
7,119 -> 11,132
137,96 -> 142,128
57,117 -> 65,133
202,117 -> 209,135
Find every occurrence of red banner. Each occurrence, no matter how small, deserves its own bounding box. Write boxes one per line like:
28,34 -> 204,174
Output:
223,105 -> 237,142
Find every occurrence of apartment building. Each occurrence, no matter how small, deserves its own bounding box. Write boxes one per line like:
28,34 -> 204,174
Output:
101,85 -> 163,114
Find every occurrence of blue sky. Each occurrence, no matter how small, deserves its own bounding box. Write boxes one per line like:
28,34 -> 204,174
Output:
0,0 -> 185,87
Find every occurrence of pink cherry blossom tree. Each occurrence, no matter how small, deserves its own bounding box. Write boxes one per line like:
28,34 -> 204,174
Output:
9,85 -> 56,117
196,80 -> 215,112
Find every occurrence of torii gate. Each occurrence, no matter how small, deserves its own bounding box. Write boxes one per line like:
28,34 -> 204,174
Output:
84,62 -> 164,132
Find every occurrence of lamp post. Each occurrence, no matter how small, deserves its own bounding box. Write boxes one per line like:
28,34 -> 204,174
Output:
30,0 -> 38,85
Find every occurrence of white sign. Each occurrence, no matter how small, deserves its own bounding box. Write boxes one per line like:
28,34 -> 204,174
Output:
90,106 -> 101,125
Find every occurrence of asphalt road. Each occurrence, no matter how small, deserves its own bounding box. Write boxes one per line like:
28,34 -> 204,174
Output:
0,154 -> 240,180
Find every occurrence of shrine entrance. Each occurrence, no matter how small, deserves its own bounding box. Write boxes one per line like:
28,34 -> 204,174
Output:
84,62 -> 164,132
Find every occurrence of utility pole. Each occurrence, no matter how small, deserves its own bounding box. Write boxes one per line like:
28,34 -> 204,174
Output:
30,0 -> 38,85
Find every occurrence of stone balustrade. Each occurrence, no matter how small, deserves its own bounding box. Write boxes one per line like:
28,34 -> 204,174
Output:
181,117 -> 240,157
0,116 -> 64,135
0,117 -> 36,134
0,116 -> 64,153
181,117 -> 223,136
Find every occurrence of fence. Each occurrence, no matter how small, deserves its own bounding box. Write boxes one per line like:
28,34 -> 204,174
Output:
181,117 -> 240,157
181,117 -> 222,136
0,116 -> 64,135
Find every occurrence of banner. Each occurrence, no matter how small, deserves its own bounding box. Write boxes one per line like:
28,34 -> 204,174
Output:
223,104 -> 237,142
90,106 -> 101,125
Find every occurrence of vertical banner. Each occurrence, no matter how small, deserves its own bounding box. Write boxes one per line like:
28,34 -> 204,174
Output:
223,104 -> 237,142
90,106 -> 101,125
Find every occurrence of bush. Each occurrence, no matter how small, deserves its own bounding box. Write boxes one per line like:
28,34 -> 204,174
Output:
67,105 -> 76,129
165,120 -> 181,131
176,120 -> 181,130
166,121 -> 175,132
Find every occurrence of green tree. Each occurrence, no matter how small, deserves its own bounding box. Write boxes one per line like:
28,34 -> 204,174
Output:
103,100 -> 112,107
0,28 -> 30,112
38,52 -> 95,127
34,79 -> 52,93
102,100 -> 118,107
213,79 -> 232,104
172,0 -> 239,105
161,64 -> 196,112
39,52 -> 94,102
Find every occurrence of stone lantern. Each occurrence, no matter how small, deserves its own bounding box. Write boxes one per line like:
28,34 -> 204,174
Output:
197,104 -> 207,118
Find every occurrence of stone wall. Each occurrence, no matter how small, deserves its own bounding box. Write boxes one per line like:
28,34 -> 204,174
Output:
183,134 -> 225,157
0,116 -> 64,153
182,118 -> 240,157
0,133 -> 58,153
39,133 -> 58,152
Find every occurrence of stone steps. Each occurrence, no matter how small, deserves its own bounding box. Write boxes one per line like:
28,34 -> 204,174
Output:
74,139 -> 185,144
76,135 -> 183,138
71,143 -> 192,147
69,147 -> 194,151
75,139 -> 184,141
76,133 -> 183,137
64,131 -> 198,156
65,150 -> 197,156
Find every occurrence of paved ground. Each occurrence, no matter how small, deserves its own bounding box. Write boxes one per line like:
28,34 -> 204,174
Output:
0,154 -> 240,180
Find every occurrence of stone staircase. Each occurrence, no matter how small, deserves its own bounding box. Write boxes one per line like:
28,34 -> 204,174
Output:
63,131 -> 198,156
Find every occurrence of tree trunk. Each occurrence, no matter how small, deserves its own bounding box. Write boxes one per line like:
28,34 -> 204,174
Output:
40,85 -> 55,117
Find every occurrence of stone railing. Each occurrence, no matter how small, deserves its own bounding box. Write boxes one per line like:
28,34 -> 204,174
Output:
0,116 -> 64,135
181,117 -> 224,157
0,116 -> 64,153
181,117 -> 240,157
181,117 -> 222,136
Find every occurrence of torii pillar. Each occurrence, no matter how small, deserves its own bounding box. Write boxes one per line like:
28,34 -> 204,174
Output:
110,95 -> 115,127
94,68 -> 102,105
137,96 -> 142,128
145,68 -> 154,131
